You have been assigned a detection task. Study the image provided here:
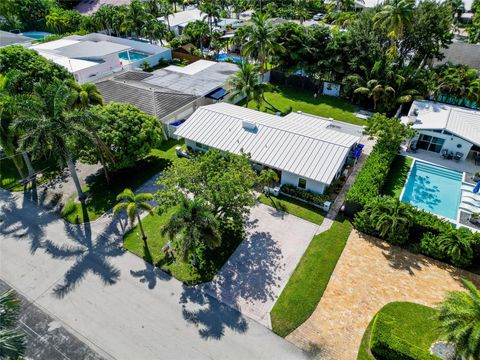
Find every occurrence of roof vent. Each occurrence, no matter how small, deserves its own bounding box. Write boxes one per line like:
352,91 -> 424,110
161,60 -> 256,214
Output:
242,120 -> 257,131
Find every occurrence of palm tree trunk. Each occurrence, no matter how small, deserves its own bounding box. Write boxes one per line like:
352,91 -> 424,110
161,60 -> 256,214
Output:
66,156 -> 85,201
136,211 -> 148,242
22,151 -> 35,177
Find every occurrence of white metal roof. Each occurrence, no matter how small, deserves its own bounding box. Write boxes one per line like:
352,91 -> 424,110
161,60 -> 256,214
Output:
406,100 -> 480,146
158,9 -> 203,27
34,50 -> 99,72
31,39 -> 80,51
175,103 -> 362,185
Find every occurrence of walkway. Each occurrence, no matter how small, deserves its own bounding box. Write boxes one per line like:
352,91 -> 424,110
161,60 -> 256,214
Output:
0,189 -> 308,360
287,230 -> 480,360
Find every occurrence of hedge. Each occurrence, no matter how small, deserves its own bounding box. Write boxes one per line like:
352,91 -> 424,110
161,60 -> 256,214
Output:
370,312 -> 439,360
280,184 -> 329,206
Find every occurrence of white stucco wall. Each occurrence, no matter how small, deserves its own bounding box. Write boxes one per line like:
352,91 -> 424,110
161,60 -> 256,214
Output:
280,170 -> 327,194
413,130 -> 473,159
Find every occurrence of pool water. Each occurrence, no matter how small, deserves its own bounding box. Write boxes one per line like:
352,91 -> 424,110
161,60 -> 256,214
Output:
401,161 -> 462,220
216,53 -> 243,64
119,51 -> 148,61
21,31 -> 52,40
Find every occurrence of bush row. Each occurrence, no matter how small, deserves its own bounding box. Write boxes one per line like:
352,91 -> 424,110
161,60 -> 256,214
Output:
280,184 -> 329,206
370,312 -> 438,360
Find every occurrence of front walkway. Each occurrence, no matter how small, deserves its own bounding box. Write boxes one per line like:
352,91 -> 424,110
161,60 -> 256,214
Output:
287,230 -> 480,360
201,203 -> 318,328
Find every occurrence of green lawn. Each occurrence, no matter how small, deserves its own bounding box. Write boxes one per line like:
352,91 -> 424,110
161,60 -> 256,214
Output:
0,155 -> 62,191
123,207 -> 244,285
271,217 -> 353,337
382,155 -> 413,198
62,139 -> 182,224
357,302 -> 442,360
258,194 -> 324,225
244,85 -> 364,126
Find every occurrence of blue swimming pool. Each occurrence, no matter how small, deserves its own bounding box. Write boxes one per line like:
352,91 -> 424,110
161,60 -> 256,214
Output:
119,51 -> 149,61
401,160 -> 463,220
216,53 -> 243,64
21,31 -> 52,40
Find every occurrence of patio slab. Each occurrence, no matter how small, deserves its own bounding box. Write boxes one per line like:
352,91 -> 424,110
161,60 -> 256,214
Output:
287,230 -> 480,360
200,203 -> 318,327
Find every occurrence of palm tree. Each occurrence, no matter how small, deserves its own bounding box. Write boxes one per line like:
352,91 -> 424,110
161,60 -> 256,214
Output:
65,80 -> 103,110
353,79 -> 396,110
199,0 -> 221,33
92,4 -> 116,35
373,0 -> 415,59
161,196 -> 221,267
437,279 -> 480,360
122,0 -> 148,37
0,290 -> 26,359
158,0 -> 174,31
183,20 -> 210,51
436,227 -> 475,268
365,197 -> 413,245
229,62 -> 269,108
113,188 -> 154,243
142,15 -> 168,45
259,169 -> 279,197
445,0 -> 465,24
242,12 -> 284,72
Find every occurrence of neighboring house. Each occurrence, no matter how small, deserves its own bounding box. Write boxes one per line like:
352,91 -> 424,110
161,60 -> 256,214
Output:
356,0 -> 474,10
403,100 -> 480,161
95,60 -> 238,136
75,0 -> 131,15
175,103 -> 364,194
159,9 -> 204,36
0,31 -> 32,48
432,41 -> 480,71
29,33 -> 171,83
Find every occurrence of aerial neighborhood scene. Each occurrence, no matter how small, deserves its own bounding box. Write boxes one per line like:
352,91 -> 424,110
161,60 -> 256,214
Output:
1,0 -> 480,358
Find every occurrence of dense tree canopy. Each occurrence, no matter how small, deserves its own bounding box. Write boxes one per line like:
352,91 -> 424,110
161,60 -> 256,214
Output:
80,103 -> 164,170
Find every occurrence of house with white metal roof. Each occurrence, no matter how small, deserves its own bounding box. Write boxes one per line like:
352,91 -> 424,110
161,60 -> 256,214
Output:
175,103 -> 364,194
158,8 -> 204,36
402,100 -> 480,162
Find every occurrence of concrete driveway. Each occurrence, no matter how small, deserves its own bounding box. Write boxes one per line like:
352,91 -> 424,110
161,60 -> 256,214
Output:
0,189 -> 308,360
201,203 -> 318,327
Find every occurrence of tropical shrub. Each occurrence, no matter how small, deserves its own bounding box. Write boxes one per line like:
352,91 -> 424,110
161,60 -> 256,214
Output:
436,227 -> 477,268
280,184 -> 328,206
420,232 -> 447,261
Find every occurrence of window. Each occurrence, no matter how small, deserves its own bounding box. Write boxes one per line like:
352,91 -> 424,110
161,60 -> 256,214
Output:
417,134 -> 445,153
298,178 -> 307,189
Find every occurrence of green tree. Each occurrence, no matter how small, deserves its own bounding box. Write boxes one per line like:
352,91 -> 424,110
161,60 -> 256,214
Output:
161,195 -> 221,266
66,80 -> 104,109
92,4 -> 117,35
183,20 -> 210,50
259,168 -> 279,197
437,279 -> 480,360
156,149 -> 257,229
158,0 -> 174,30
229,62 -> 269,108
433,64 -> 480,107
81,102 -> 164,170
199,0 -> 221,33
142,15 -> 168,45
436,227 -> 476,268
121,0 -> 148,37
352,78 -> 396,110
113,188 -> 154,242
45,7 -> 82,34
0,290 -> 26,359
364,113 -> 416,145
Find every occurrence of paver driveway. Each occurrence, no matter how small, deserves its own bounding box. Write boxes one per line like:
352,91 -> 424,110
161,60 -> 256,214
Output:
287,230 -> 480,360
201,203 -> 318,327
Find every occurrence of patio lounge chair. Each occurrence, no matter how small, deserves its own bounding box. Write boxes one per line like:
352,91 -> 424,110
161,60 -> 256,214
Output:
454,152 -> 463,161
441,149 -> 449,159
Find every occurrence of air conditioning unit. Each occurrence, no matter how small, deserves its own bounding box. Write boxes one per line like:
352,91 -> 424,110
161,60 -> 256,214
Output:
242,120 -> 257,131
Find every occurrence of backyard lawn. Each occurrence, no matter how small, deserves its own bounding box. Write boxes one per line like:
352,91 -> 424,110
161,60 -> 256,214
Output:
62,139 -> 182,223
258,194 -> 324,225
123,207 -> 244,285
382,155 -> 413,198
244,85 -> 364,126
357,302 -> 441,360
271,217 -> 353,337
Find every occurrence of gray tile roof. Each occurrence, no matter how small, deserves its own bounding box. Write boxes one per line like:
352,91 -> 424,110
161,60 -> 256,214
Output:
434,41 -> 480,71
96,71 -> 198,119
0,31 -> 31,48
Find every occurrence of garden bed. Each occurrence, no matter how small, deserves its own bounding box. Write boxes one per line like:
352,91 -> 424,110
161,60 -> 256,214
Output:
382,155 -> 413,198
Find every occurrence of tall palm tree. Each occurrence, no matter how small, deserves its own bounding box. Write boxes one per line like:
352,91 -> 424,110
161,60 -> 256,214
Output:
122,0 -> 148,37
65,80 -> 103,110
199,0 -> 221,33
92,4 -> 116,35
158,0 -> 174,31
353,79 -> 396,110
436,227 -> 475,268
161,196 -> 221,267
183,20 -> 210,51
241,12 -> 284,72
113,188 -> 154,242
229,62 -> 269,108
259,168 -> 279,197
142,15 -> 168,45
373,0 -> 415,59
437,279 -> 480,360
0,290 -> 26,359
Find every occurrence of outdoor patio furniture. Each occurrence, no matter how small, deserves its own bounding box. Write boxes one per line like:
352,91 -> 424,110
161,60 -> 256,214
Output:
441,148 -> 449,159
454,152 -> 463,161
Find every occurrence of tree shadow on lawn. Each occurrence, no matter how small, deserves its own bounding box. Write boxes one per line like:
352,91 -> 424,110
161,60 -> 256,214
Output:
43,203 -> 125,298
179,284 -> 249,340
0,186 -> 63,254
130,244 -> 172,289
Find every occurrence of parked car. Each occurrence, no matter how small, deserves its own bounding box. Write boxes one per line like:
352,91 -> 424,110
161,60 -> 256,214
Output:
312,13 -> 325,21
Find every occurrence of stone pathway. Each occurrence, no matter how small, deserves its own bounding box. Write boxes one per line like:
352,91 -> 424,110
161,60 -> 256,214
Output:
287,230 -> 480,360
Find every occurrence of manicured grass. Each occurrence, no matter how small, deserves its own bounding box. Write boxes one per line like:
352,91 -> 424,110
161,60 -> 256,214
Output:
244,85 -> 364,126
0,155 -> 61,191
382,155 -> 413,199
357,302 -> 441,360
123,207 -> 244,285
271,217 -> 353,337
62,139 -> 182,223
258,194 -> 324,225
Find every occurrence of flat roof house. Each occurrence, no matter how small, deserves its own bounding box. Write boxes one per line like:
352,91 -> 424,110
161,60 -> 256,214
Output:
0,31 -> 32,48
175,103 -> 364,194
402,100 -> 480,165
29,33 -> 171,84
95,60 -> 239,136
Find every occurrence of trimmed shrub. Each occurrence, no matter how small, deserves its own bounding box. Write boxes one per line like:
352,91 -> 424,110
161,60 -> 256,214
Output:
370,312 -> 439,360
420,232 -> 447,262
280,184 -> 328,206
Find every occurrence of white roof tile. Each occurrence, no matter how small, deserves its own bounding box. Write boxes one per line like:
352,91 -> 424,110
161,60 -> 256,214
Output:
175,103 -> 363,185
